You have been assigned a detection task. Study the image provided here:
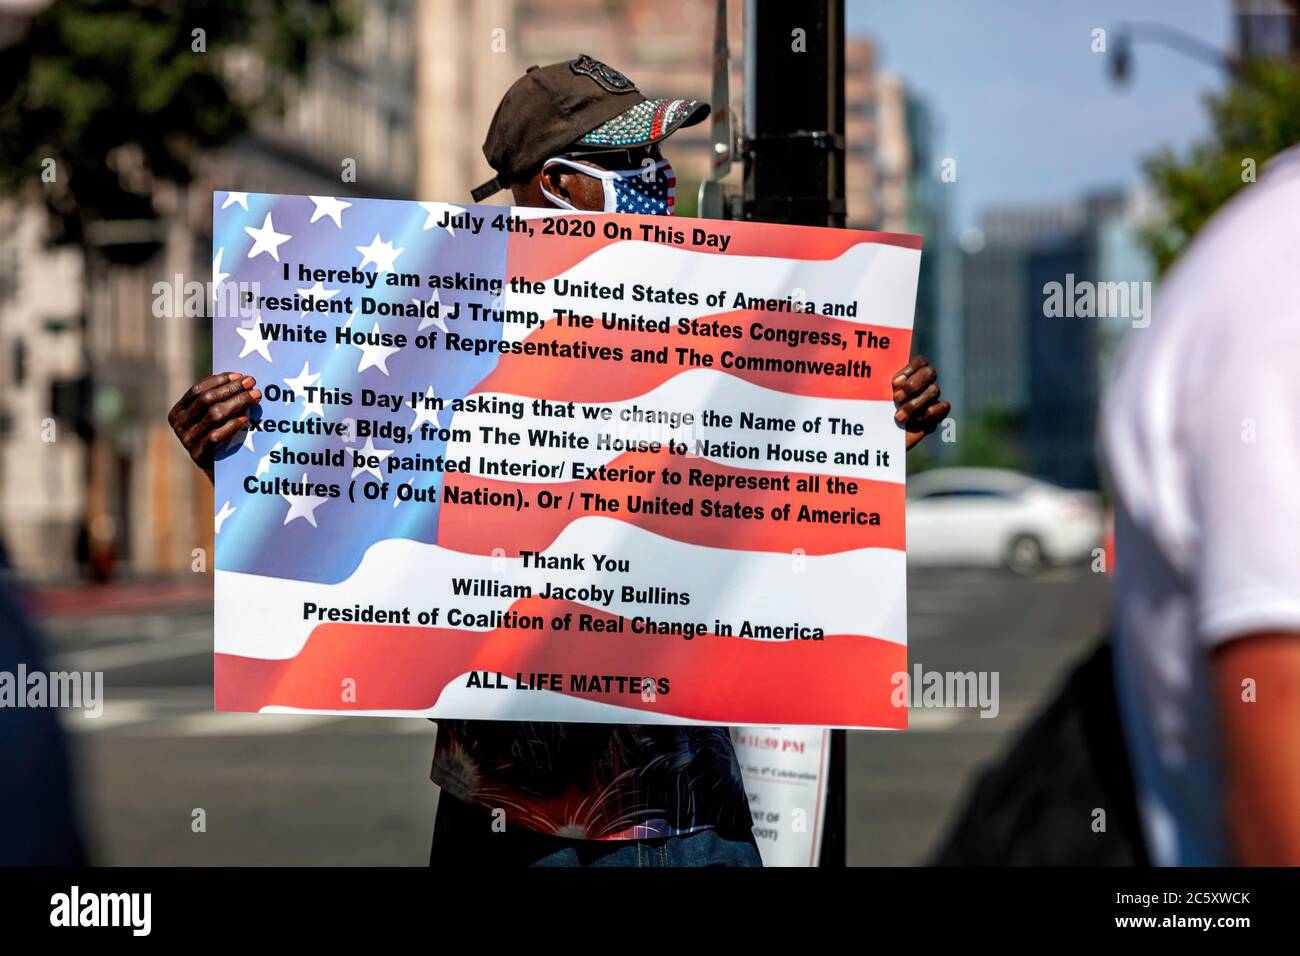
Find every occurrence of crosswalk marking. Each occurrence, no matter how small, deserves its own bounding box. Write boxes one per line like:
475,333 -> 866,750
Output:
62,699 -> 157,731
902,709 -> 964,731
52,630 -> 210,671
167,712 -> 350,736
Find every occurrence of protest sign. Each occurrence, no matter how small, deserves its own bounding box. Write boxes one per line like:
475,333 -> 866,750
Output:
212,192 -> 919,728
732,726 -> 830,866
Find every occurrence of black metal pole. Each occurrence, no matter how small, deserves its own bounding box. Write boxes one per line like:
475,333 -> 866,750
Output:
742,0 -> 845,228
742,0 -> 847,868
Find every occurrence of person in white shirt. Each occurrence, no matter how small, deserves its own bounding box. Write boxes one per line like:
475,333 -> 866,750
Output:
1102,143 -> 1300,866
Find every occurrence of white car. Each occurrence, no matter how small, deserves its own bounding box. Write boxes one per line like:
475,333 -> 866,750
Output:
905,468 -> 1104,574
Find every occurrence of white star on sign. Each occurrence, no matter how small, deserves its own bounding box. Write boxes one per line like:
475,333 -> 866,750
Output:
221,192 -> 250,210
213,247 -> 229,287
350,435 -> 395,481
417,202 -> 466,234
212,247 -> 231,316
335,311 -> 356,350
256,441 -> 282,477
236,312 -> 273,363
308,195 -> 352,228
354,322 -> 400,375
297,281 -> 339,303
409,385 -> 440,432
284,360 -> 320,396
393,478 -> 414,509
296,281 -> 339,320
214,500 -> 236,534
412,288 -> 448,333
244,212 -> 292,261
299,389 -> 325,420
355,233 -> 404,274
281,473 -> 328,528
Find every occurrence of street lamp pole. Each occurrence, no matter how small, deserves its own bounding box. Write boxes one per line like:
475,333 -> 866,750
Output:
1109,21 -> 1242,86
742,0 -> 846,228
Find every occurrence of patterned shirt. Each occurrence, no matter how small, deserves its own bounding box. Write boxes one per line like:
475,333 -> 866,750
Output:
431,719 -> 753,840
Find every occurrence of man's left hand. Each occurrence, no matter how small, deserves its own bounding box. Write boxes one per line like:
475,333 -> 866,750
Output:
892,355 -> 951,451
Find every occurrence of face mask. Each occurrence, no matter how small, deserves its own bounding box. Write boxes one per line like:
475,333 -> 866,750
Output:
539,155 -> 676,216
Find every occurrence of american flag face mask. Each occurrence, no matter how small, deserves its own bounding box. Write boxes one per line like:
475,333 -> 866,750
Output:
539,155 -> 676,216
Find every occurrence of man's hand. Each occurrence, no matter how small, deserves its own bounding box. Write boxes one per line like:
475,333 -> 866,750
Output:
892,355 -> 950,451
167,372 -> 261,483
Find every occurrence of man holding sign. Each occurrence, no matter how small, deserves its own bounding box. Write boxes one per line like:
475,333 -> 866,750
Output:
169,56 -> 949,867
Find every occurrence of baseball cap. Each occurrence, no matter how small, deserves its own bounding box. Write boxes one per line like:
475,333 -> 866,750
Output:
471,54 -> 709,202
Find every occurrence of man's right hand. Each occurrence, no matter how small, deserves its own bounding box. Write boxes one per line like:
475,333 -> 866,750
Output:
168,372 -> 261,483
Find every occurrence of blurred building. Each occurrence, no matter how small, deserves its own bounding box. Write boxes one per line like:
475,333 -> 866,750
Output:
963,204 -> 1084,420
961,193 -> 1155,489
868,69 -> 912,232
1235,0 -> 1300,59
902,90 -> 961,449
843,38 -> 874,228
417,0 -> 516,202
0,205 -> 86,577
845,45 -> 961,451
1,1 -> 428,581
1022,229 -> 1095,489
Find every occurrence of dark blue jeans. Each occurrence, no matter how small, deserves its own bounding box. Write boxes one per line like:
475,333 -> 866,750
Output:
429,795 -> 763,868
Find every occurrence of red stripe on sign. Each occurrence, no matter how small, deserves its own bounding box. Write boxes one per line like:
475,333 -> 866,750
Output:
471,311 -> 911,404
214,596 -> 908,728
508,217 -> 922,284
435,448 -> 905,557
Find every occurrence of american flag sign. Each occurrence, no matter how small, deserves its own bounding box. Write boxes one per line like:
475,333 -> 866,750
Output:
211,191 -> 921,728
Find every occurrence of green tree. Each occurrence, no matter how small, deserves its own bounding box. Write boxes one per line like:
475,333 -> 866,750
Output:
955,406 -> 1026,472
0,0 -> 354,251
1142,58 -> 1300,274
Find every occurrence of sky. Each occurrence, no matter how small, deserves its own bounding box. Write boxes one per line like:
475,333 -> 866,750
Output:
846,0 -> 1235,231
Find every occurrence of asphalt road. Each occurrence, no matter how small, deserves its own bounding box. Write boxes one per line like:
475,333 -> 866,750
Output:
39,564 -> 1110,866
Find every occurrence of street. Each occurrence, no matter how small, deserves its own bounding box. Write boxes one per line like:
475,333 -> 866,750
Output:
40,566 -> 1110,866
